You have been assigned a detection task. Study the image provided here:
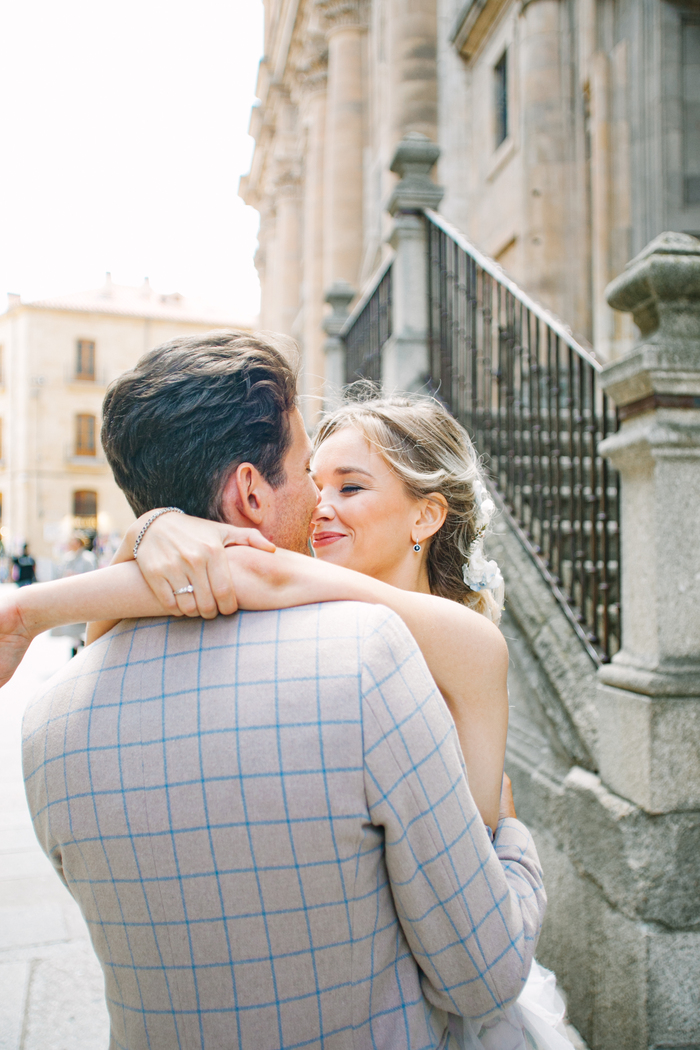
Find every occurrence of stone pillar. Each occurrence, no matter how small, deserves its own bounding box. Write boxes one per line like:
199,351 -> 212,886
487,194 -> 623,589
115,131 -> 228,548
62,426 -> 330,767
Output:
599,233 -> 700,808
254,222 -> 270,331
273,171 -> 303,336
388,0 -> 438,146
519,0 -> 569,323
589,49 -> 612,356
296,37 -> 328,423
317,0 -> 365,293
588,36 -> 634,361
258,202 -> 279,332
383,133 -> 443,393
315,0 -> 365,399
592,232 -> 700,1047
322,280 -> 355,402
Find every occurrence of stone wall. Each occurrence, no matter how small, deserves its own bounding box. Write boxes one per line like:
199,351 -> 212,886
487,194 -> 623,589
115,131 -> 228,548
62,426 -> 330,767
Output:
490,516 -> 700,1050
483,233 -> 700,1049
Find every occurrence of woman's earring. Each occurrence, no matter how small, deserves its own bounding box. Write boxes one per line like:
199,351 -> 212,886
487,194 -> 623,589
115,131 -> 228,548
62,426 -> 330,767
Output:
413,542 -> 422,553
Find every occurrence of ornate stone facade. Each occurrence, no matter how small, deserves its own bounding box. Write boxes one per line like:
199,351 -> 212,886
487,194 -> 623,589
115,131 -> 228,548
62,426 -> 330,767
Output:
314,0 -> 364,31
243,0 -> 700,417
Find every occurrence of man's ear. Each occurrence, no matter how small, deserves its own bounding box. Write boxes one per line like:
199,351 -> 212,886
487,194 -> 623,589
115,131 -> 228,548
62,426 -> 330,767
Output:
412,493 -> 448,543
220,463 -> 271,528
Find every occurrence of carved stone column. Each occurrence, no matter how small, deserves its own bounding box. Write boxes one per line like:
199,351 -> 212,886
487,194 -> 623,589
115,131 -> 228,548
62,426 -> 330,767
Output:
317,0 -> 365,304
322,280 -> 355,400
253,201 -> 272,331
383,133 -> 443,393
296,36 -> 328,421
387,0 -> 438,146
272,168 -> 303,336
520,0 -> 569,324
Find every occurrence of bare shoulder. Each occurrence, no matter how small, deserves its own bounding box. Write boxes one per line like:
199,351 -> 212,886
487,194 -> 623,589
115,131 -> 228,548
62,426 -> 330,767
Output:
422,594 -> 509,689
460,603 -> 509,666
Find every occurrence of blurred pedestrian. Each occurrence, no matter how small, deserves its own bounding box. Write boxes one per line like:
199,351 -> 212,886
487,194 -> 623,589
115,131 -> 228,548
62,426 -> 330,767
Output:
12,544 -> 36,587
62,534 -> 98,577
51,535 -> 97,656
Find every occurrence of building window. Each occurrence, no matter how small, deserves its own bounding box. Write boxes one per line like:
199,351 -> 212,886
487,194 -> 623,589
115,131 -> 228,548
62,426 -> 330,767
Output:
75,414 -> 96,456
73,490 -> 97,530
494,50 -> 508,149
683,18 -> 700,206
75,340 -> 95,381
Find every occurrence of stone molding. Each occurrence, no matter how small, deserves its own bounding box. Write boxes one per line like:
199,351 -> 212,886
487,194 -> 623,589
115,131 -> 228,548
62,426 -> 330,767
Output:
602,232 -> 700,406
387,133 -> 444,215
322,281 -> 356,401
273,166 -> 303,199
449,0 -> 511,60
315,0 -> 364,33
618,391 -> 700,421
598,650 -> 700,699
322,280 -> 356,337
294,34 -> 328,95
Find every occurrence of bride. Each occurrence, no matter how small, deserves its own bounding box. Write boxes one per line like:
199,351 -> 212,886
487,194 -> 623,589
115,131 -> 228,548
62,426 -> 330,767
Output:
3,392 -> 575,1049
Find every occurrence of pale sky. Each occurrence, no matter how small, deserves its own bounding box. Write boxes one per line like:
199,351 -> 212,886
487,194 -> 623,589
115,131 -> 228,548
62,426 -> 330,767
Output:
0,0 -> 264,324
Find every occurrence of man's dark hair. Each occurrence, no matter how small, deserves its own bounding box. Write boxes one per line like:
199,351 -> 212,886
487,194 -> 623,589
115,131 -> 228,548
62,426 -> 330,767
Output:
101,330 -> 298,520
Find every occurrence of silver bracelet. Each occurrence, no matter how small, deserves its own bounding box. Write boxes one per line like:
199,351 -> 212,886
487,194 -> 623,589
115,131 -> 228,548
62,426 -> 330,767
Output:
132,507 -> 184,560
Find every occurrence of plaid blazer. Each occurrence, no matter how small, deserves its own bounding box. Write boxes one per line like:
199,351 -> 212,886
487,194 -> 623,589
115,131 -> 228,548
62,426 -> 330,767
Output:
23,602 -> 546,1050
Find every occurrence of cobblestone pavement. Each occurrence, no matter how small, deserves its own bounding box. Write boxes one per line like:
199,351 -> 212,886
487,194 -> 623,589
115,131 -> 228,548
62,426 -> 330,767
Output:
0,604 -> 588,1050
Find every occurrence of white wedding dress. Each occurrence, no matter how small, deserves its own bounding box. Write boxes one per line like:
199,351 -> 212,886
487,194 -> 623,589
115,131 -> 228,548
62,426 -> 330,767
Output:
451,960 -> 576,1049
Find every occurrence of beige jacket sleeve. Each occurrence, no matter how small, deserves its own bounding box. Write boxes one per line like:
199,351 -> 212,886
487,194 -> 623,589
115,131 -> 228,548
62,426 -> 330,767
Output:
360,606 -> 546,1025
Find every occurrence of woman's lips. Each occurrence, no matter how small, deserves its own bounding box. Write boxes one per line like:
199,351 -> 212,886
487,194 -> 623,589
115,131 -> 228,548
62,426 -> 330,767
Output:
312,531 -> 347,548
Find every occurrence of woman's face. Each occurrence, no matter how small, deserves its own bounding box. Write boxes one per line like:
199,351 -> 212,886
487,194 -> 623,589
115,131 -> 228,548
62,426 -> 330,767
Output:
311,425 -> 433,589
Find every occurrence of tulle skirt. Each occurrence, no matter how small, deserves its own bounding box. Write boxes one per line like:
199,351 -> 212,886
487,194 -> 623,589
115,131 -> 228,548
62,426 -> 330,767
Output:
457,960 -> 576,1049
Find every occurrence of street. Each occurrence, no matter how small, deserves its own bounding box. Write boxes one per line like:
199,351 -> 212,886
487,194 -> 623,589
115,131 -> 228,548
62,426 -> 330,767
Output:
0,624 -> 109,1050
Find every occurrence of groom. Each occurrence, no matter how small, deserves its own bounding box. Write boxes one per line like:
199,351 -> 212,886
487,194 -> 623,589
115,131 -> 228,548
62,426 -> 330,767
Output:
23,331 -> 546,1049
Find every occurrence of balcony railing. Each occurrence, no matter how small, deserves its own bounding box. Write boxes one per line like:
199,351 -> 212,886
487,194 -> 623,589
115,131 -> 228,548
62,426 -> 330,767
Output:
342,261 -> 392,385
425,210 -> 620,664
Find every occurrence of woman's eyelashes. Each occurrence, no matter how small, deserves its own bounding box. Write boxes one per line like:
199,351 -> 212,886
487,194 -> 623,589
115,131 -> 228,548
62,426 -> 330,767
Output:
339,484 -> 364,494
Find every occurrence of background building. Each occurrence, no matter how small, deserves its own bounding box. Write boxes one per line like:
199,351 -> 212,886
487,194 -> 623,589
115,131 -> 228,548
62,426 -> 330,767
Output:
242,4 -> 700,1049
0,276 -> 246,578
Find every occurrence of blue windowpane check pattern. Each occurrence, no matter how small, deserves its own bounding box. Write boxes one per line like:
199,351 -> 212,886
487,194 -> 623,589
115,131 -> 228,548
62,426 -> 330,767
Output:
23,602 -> 546,1050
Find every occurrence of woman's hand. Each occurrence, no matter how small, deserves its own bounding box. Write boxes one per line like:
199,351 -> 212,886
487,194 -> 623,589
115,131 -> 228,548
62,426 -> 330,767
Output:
125,511 -> 276,620
0,591 -> 34,688
499,773 -> 517,821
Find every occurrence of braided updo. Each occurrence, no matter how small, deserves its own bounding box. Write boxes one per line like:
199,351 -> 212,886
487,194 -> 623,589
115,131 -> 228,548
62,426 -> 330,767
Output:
313,390 -> 501,623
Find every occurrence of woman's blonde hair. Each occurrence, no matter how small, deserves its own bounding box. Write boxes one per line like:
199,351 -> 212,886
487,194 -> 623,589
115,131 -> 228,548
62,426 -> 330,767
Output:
314,389 -> 501,623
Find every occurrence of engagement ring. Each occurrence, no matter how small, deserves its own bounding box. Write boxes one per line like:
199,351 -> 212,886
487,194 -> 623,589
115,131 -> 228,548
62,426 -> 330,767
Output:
173,585 -> 195,596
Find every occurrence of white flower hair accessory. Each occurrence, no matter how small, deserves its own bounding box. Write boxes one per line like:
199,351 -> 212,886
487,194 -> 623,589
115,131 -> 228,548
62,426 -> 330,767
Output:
462,480 -> 505,607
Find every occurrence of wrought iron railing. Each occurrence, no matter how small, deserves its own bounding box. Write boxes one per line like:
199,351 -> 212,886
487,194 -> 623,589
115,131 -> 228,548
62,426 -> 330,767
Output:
425,211 -> 620,664
342,260 -> 392,385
